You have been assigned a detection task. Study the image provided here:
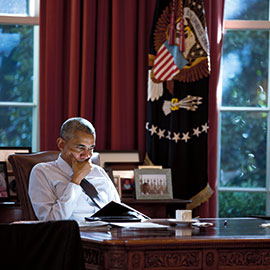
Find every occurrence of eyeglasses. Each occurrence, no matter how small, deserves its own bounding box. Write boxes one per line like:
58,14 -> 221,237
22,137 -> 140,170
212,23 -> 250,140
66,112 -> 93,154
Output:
72,144 -> 95,153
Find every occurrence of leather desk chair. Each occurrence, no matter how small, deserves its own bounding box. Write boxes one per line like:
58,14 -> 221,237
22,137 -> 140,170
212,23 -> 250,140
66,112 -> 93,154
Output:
0,220 -> 85,270
8,151 -> 100,221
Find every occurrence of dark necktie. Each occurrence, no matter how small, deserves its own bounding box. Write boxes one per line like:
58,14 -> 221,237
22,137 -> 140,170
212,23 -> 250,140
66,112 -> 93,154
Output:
80,178 -> 102,209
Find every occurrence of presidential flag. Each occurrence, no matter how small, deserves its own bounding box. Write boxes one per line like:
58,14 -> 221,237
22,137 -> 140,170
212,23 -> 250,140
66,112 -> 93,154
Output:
146,0 -> 213,209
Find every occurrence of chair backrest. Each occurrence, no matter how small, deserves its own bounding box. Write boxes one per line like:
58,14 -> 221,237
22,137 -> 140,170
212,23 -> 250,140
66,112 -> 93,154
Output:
0,220 -> 85,270
8,151 -> 100,220
8,151 -> 60,220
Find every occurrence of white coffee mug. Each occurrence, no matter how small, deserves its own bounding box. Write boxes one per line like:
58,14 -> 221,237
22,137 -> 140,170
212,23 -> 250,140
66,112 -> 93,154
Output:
176,210 -> 192,221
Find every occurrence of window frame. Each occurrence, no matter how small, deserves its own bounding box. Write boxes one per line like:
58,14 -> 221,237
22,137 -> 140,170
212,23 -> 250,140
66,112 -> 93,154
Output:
218,18 -> 270,216
0,0 -> 40,151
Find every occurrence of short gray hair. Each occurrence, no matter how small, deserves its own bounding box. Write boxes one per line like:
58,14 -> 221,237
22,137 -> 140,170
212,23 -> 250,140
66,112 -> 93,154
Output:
60,117 -> 95,141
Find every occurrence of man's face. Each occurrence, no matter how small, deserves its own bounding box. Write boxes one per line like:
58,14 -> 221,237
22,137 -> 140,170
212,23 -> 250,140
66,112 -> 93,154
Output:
57,130 -> 95,166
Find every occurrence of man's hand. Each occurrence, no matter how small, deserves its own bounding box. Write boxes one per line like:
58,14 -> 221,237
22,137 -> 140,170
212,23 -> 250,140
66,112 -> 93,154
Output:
70,153 -> 92,185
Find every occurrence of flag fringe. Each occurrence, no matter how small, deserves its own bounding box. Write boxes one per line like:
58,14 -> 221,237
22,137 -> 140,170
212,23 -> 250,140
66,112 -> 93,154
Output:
186,183 -> 214,210
144,153 -> 155,166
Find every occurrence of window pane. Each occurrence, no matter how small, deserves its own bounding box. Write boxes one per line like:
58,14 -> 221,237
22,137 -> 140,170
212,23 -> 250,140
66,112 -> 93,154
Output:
219,191 -> 265,217
224,0 -> 269,20
222,30 -> 268,107
0,25 -> 33,102
219,111 -> 266,188
0,0 -> 29,15
0,107 -> 32,147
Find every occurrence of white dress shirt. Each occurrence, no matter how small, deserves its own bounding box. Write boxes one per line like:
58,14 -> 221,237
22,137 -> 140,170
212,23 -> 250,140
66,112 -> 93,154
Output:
28,155 -> 120,222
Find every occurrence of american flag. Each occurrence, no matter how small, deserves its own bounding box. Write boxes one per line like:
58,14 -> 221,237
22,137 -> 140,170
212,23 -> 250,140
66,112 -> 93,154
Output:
146,0 -> 212,210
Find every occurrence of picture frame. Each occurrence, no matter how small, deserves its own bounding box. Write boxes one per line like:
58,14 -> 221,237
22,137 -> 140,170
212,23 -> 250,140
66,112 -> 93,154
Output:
134,168 -> 173,200
112,169 -> 135,198
0,147 -> 32,198
113,175 -> 122,198
104,167 -> 122,198
0,161 -> 9,198
98,151 -> 141,167
0,147 -> 32,173
104,161 -> 142,199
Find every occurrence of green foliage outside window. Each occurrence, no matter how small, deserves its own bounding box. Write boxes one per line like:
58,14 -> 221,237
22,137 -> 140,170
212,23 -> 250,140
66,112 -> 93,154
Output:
0,25 -> 33,147
220,112 -> 266,189
219,0 -> 269,217
219,192 -> 265,217
222,31 -> 268,108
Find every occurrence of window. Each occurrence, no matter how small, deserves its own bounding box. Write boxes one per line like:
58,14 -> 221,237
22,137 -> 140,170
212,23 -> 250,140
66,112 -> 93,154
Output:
218,0 -> 270,217
0,0 -> 39,151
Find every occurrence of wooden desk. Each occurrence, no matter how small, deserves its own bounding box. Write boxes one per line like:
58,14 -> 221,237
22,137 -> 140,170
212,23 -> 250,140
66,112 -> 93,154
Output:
122,198 -> 191,218
80,218 -> 270,270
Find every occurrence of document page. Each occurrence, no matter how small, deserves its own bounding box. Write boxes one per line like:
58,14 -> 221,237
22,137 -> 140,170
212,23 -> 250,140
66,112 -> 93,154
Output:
110,222 -> 169,228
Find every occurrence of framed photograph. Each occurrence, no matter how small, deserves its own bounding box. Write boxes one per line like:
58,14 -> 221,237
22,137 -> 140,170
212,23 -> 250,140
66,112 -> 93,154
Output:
113,175 -> 122,198
104,167 -> 122,198
112,170 -> 135,198
98,151 -> 140,167
0,147 -> 31,198
0,162 -> 9,198
134,168 -> 173,200
0,147 -> 32,173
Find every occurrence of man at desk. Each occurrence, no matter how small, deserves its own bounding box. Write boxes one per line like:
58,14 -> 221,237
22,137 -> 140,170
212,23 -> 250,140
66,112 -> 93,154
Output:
29,117 -> 120,222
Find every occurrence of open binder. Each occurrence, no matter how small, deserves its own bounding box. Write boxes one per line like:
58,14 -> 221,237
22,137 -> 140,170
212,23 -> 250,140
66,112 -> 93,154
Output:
85,201 -> 150,222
